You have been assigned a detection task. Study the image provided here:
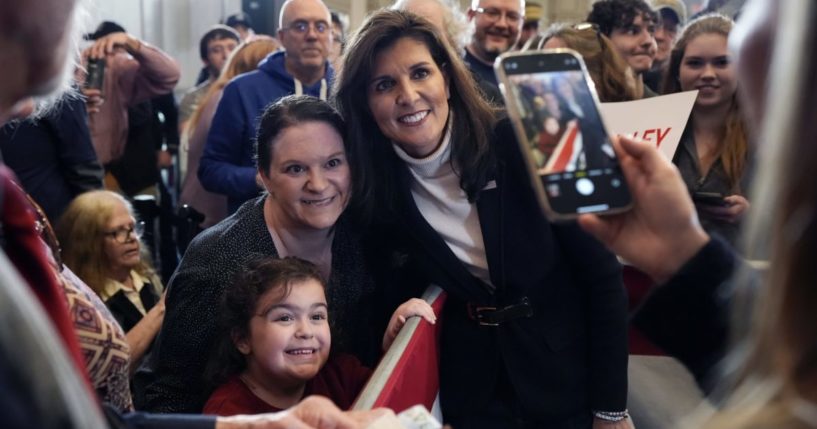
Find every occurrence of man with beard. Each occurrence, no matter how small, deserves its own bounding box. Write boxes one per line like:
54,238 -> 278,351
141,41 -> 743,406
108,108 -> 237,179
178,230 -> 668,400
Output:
587,0 -> 660,98
464,0 -> 524,88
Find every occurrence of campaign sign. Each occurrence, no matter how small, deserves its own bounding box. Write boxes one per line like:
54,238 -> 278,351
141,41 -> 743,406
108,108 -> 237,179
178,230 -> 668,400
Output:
599,90 -> 698,160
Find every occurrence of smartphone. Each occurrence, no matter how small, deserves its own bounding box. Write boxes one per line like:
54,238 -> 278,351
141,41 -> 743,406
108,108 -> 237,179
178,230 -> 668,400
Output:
85,58 -> 106,90
692,191 -> 727,207
495,49 -> 632,220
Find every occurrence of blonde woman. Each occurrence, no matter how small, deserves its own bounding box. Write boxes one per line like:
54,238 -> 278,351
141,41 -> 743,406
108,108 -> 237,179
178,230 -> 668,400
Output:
180,37 -> 280,228
57,190 -> 164,369
662,14 -> 751,245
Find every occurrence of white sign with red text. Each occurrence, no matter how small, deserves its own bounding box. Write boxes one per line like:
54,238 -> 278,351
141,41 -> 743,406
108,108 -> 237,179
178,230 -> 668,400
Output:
599,90 -> 698,160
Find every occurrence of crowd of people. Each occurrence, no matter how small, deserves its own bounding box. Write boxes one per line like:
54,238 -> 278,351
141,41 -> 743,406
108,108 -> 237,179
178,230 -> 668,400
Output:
2,0 -> 816,428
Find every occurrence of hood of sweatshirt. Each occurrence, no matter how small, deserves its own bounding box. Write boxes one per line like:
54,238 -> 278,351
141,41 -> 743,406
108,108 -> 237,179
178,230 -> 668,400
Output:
257,50 -> 335,99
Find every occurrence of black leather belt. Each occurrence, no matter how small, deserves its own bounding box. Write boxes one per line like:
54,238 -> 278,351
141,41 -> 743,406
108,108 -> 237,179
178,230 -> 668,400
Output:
467,297 -> 533,326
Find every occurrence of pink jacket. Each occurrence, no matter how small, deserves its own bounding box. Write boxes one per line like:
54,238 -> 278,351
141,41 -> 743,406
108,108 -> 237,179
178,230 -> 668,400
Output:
87,44 -> 180,164
179,90 -> 227,228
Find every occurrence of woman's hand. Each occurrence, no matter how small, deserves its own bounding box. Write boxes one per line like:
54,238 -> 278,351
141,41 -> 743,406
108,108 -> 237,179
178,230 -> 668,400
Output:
578,135 -> 710,283
215,396 -> 389,429
382,298 -> 436,351
593,417 -> 635,429
699,194 -> 750,223
81,88 -> 104,114
154,289 -> 167,315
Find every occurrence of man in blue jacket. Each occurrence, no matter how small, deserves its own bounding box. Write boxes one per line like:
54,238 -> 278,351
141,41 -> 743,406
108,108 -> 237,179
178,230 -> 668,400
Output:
199,0 -> 335,213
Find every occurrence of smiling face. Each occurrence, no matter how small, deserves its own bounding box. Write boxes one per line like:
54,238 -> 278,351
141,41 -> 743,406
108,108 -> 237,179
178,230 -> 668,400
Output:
467,0 -> 523,62
679,33 -> 737,110
102,200 -> 141,276
237,278 -> 330,387
608,13 -> 657,75
367,37 -> 450,158
261,121 -> 350,232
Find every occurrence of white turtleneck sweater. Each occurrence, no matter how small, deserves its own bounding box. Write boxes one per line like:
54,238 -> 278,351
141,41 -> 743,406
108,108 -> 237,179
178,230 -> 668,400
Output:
392,123 -> 494,289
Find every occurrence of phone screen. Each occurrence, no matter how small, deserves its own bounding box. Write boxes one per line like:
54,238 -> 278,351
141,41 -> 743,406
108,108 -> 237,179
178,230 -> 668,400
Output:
497,50 -> 631,218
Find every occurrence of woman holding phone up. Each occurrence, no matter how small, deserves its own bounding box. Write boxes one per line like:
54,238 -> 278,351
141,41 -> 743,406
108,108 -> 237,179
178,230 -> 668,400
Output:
335,10 -> 629,429
663,14 -> 752,245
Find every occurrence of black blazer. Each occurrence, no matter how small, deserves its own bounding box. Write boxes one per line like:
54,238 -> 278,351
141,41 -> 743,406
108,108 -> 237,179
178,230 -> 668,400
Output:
633,236 -> 736,390
373,119 -> 629,423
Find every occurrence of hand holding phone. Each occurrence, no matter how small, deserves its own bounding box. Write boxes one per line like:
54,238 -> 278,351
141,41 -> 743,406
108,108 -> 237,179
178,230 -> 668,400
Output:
84,58 -> 106,90
692,191 -> 727,207
495,49 -> 632,220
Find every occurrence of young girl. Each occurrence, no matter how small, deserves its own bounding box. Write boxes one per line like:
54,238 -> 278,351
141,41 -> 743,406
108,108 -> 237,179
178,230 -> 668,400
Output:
662,14 -> 751,245
204,256 -> 433,415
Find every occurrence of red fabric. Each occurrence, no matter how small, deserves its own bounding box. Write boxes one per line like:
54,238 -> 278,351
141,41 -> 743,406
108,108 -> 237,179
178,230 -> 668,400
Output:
548,120 -> 580,172
204,353 -> 372,416
0,167 -> 95,395
622,265 -> 665,355
371,291 -> 447,413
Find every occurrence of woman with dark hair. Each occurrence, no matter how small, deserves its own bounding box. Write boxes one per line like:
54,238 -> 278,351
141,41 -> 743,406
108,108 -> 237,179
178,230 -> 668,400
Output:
334,9 -> 630,429
662,14 -> 751,245
138,95 -> 378,413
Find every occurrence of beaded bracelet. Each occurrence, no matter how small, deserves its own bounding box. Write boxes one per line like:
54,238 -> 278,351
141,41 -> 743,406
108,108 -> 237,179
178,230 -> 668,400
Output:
593,410 -> 630,422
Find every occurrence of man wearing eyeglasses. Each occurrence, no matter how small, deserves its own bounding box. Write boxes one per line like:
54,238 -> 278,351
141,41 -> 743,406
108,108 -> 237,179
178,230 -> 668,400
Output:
464,0 -> 525,88
199,0 -> 335,214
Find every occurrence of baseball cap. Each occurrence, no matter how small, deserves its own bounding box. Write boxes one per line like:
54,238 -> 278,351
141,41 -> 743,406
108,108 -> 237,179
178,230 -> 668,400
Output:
650,0 -> 687,26
224,12 -> 253,29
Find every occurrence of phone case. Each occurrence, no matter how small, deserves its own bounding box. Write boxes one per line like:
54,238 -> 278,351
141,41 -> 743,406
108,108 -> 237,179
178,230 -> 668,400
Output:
495,49 -> 632,221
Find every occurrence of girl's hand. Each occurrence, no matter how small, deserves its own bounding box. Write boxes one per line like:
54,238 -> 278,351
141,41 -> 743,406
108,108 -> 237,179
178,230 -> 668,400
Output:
382,298 -> 436,351
699,194 -> 749,223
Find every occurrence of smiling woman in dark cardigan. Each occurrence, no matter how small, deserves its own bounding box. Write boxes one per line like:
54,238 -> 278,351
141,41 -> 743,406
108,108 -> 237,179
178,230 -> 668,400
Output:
135,96 -> 378,413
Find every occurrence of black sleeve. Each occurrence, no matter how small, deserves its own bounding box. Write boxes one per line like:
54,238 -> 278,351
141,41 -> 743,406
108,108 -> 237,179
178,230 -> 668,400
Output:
51,95 -> 104,194
553,222 -> 629,412
632,235 -> 738,387
104,404 -> 216,429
